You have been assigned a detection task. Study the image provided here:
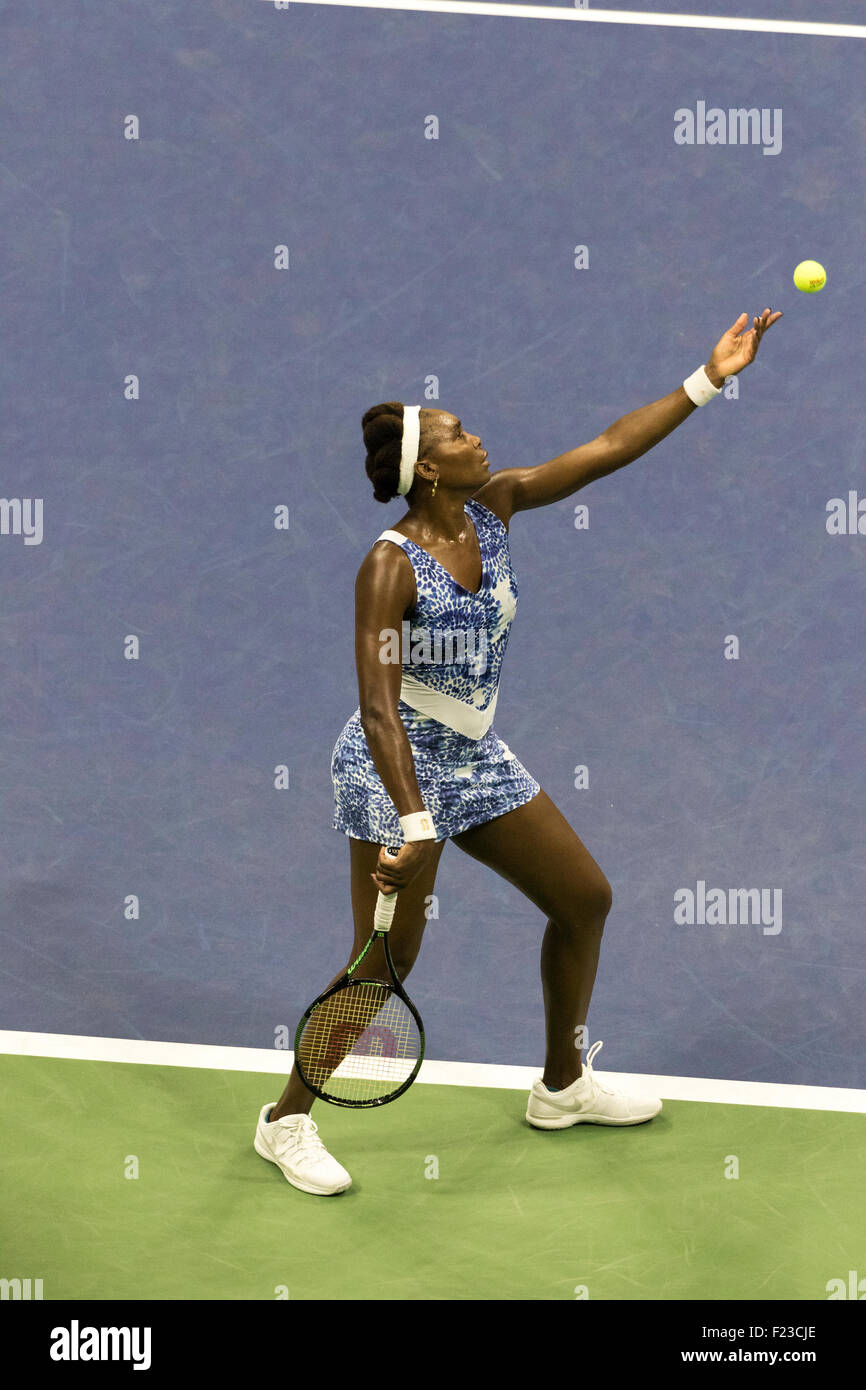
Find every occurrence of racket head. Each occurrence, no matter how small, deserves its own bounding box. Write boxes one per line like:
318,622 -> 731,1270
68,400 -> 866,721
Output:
293,937 -> 425,1108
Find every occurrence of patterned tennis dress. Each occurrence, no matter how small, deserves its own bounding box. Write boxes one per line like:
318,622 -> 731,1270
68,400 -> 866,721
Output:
331,497 -> 541,843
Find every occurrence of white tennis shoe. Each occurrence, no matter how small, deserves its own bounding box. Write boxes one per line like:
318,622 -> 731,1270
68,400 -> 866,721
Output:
254,1104 -> 352,1194
525,1041 -> 663,1129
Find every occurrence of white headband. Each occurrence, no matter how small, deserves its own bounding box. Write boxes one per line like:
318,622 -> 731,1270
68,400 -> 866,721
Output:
397,405 -> 421,496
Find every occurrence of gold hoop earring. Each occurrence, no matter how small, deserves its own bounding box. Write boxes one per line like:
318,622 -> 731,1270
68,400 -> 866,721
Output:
431,476 -> 439,498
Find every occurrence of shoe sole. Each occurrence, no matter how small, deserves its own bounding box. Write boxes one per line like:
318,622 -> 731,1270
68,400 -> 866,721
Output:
526,1103 -> 662,1129
253,1131 -> 351,1195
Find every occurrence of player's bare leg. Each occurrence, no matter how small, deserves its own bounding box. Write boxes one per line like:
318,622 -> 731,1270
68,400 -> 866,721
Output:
452,790 -> 611,1090
269,836 -> 447,1119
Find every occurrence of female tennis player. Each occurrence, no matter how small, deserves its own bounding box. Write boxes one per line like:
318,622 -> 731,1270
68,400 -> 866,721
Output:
256,308 -> 782,1194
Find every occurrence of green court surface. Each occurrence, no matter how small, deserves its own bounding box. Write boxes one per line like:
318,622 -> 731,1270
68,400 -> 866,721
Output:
2,1054 -> 863,1301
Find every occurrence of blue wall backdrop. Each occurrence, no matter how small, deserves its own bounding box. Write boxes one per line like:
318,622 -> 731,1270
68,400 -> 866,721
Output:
1,0 -> 864,1087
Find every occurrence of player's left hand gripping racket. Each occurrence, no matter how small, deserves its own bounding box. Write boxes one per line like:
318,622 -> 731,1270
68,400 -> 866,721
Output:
293,850 -> 425,1108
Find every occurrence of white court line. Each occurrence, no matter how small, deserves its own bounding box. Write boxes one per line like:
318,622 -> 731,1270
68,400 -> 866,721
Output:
2,1029 -> 865,1112
264,0 -> 866,40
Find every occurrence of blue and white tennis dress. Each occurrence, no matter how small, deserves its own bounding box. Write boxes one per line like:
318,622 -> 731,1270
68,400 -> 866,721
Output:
331,497 -> 541,843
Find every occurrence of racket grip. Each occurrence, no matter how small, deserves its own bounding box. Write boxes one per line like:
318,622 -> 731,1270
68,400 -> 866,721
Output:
373,843 -> 402,931
374,889 -> 399,932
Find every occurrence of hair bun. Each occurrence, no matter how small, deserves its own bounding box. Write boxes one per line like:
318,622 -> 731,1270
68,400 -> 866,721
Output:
362,401 -> 405,504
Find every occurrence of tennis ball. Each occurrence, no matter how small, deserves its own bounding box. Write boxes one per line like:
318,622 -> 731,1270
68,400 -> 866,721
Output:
793,260 -> 826,293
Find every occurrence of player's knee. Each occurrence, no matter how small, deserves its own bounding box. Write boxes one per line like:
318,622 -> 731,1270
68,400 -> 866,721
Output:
551,876 -> 611,937
576,874 -> 612,927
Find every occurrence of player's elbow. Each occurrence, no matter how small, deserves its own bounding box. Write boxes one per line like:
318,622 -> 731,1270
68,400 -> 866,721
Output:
359,703 -> 401,738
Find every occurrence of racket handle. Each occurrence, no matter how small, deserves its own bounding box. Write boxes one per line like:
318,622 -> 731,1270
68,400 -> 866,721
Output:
374,889 -> 398,932
373,843 -> 402,931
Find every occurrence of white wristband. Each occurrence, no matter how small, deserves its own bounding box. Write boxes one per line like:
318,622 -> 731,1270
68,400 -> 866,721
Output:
683,365 -> 723,406
399,810 -> 437,842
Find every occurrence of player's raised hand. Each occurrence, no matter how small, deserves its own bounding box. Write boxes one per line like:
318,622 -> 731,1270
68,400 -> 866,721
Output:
708,308 -> 783,380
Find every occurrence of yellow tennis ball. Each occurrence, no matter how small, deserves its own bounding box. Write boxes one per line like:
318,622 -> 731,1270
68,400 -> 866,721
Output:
793,260 -> 826,293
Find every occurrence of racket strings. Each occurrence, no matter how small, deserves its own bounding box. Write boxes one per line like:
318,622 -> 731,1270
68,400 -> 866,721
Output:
297,979 -> 421,1102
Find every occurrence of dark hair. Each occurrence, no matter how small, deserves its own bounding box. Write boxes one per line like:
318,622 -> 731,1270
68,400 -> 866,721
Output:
363,402 -> 424,503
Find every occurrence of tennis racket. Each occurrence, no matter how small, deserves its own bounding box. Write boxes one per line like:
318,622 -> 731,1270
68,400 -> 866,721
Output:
293,849 -> 425,1108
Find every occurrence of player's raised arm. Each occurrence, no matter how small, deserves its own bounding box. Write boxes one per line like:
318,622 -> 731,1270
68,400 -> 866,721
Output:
476,308 -> 782,522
